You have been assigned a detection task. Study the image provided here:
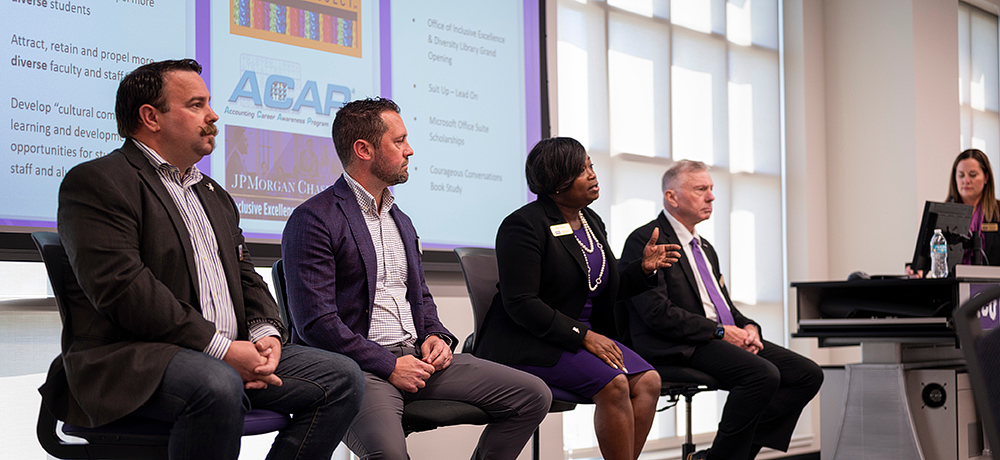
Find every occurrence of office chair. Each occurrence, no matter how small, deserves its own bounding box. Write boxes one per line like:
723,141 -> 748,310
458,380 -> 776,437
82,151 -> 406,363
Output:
270,259 -> 492,435
954,284 -> 1000,460
453,246 -> 721,459
653,364 -> 722,458
451,247 -> 586,460
32,231 -> 290,460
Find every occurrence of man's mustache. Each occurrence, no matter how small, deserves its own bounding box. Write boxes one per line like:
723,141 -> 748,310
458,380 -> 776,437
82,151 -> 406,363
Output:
200,124 -> 218,136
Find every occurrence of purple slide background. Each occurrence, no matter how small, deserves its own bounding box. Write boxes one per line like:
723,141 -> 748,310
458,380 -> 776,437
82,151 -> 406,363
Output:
195,0 -> 213,176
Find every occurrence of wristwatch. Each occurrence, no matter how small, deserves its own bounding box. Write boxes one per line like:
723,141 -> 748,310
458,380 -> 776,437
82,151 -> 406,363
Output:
713,326 -> 725,340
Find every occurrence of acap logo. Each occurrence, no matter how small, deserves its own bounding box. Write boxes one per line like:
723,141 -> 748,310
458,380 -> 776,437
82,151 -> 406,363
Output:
228,70 -> 351,115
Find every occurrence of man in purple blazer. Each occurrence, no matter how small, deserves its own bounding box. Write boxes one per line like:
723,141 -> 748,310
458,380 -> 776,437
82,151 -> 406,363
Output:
281,97 -> 551,460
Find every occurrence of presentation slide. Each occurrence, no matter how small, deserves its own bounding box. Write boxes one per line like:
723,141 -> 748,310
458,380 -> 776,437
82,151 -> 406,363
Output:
389,1 -> 531,247
1,0 -> 542,249
3,0 -> 192,228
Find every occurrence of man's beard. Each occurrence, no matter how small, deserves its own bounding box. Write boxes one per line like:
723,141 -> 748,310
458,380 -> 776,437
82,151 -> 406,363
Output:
372,147 -> 408,186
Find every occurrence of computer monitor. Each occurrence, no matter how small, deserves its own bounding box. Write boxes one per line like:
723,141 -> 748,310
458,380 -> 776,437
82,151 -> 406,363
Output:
911,201 -> 975,273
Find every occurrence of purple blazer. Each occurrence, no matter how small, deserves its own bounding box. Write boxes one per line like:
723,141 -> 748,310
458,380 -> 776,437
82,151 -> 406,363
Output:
281,176 -> 456,379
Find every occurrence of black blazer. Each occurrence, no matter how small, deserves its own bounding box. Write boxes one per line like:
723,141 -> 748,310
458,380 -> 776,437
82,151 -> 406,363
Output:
41,140 -> 283,427
474,194 -> 653,367
619,212 -> 756,363
981,200 -> 1000,266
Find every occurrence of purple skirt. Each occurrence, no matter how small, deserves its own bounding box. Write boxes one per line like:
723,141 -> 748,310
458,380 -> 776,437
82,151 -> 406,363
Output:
513,339 -> 654,399
516,224 -> 654,398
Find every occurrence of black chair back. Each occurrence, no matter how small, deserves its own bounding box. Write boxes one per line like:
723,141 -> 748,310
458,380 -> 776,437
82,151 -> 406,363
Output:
32,232 -> 289,460
955,284 -> 1000,459
271,259 -> 291,329
32,231 -> 171,459
32,231 -> 77,326
452,247 -> 499,353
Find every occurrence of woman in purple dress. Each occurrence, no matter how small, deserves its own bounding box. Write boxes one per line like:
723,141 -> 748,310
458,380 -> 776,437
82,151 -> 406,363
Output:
475,137 -> 681,460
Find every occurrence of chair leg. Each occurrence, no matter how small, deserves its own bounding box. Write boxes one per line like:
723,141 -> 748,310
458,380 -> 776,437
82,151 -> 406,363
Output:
532,427 -> 540,460
682,394 -> 695,458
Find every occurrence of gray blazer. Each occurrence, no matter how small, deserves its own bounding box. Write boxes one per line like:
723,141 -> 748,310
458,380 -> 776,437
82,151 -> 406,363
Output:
40,140 -> 283,427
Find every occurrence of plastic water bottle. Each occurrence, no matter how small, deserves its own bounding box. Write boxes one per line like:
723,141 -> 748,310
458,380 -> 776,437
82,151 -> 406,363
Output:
928,229 -> 948,279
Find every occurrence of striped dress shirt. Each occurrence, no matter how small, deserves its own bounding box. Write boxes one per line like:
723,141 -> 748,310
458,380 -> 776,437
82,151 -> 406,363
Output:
135,140 -> 278,359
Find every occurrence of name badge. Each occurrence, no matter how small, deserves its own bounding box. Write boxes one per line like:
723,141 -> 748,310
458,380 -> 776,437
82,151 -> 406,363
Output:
550,223 -> 573,237
984,223 -> 998,232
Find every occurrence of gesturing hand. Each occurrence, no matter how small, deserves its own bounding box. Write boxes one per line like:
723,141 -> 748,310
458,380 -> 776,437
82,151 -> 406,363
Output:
388,355 -> 435,393
642,227 -> 682,274
582,330 -> 627,373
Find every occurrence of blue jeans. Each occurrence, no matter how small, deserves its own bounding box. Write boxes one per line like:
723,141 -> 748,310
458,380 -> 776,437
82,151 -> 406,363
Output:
132,344 -> 364,460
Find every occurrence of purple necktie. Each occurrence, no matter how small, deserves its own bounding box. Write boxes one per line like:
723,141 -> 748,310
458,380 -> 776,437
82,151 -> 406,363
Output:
690,238 -> 735,326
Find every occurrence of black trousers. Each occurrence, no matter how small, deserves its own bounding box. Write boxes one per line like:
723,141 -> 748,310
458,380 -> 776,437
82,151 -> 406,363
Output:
678,339 -> 823,460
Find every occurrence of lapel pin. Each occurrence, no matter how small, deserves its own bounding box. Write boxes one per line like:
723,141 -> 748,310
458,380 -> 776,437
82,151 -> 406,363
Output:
206,183 -> 214,191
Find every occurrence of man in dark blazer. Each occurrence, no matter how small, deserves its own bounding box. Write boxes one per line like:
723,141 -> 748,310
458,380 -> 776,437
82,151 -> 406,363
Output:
281,97 -> 551,460
43,59 -> 364,460
620,160 -> 823,460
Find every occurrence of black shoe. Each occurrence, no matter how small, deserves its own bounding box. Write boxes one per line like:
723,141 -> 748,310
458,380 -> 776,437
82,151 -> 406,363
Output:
685,450 -> 709,460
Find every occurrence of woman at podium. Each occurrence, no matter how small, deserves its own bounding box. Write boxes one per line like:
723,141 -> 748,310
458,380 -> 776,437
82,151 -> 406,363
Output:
947,148 -> 1000,265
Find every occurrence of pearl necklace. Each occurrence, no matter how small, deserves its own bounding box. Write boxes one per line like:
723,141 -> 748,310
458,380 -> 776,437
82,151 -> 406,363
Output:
574,211 -> 606,291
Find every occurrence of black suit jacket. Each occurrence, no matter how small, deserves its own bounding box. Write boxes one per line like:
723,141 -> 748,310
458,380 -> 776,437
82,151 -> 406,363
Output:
619,211 -> 756,362
474,194 -> 653,367
41,140 -> 283,427
981,200 -> 1000,266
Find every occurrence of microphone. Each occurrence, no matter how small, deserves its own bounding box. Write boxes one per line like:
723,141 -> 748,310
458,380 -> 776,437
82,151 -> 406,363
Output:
973,229 -> 983,265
